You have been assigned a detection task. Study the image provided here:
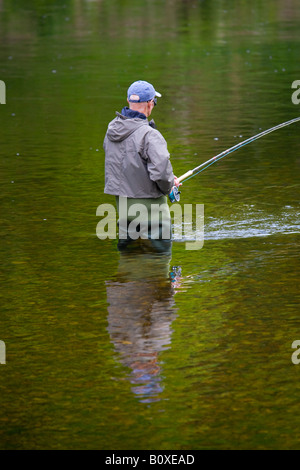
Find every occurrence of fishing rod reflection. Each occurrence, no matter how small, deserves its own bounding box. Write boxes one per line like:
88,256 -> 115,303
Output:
105,239 -> 181,403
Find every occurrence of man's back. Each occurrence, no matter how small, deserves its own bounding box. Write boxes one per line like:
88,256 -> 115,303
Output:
104,110 -> 174,198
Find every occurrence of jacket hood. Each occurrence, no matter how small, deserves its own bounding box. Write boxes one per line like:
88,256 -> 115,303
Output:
106,111 -> 149,142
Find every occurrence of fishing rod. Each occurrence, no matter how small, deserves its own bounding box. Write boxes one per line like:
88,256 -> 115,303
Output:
169,116 -> 300,203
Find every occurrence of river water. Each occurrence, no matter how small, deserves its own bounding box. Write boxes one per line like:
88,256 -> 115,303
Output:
0,0 -> 300,450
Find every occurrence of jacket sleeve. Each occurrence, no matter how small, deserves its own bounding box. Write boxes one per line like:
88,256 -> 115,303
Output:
144,129 -> 175,195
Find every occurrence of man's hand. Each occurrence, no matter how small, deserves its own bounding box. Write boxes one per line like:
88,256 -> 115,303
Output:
174,176 -> 182,187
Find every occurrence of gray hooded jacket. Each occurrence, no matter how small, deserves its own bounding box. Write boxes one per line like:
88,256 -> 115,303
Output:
104,112 -> 175,198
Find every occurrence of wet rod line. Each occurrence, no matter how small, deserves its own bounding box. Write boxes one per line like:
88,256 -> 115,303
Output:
177,116 -> 300,184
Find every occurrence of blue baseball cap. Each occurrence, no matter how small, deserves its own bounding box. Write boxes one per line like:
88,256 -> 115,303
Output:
127,80 -> 162,103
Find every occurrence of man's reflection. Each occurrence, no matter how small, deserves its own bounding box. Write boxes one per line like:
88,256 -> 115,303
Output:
106,240 -> 181,403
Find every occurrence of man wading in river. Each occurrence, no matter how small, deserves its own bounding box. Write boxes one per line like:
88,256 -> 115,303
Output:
104,80 -> 179,252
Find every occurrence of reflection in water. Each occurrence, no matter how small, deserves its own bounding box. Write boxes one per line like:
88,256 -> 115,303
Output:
106,240 -> 180,403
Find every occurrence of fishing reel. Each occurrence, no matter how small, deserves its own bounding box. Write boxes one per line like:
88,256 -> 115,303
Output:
169,185 -> 181,203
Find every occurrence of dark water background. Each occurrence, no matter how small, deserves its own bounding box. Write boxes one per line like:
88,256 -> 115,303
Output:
0,0 -> 299,449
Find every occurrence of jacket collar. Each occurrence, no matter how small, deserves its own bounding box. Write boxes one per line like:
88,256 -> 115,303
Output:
120,106 -> 147,120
